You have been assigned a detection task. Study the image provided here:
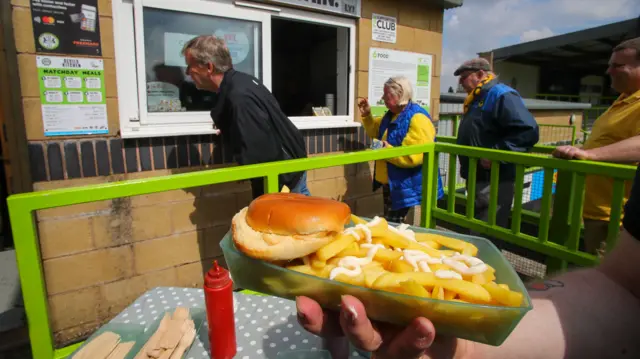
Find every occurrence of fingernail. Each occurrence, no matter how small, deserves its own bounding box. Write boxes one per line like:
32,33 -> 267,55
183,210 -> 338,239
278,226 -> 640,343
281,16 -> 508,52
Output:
297,311 -> 309,326
295,298 -> 308,325
342,304 -> 358,326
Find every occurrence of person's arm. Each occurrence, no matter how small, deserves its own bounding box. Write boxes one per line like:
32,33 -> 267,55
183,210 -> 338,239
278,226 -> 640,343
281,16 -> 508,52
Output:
230,99 -> 282,165
493,93 -> 540,152
553,135 -> 640,163
361,113 -> 383,139
384,113 -> 435,168
466,240 -> 640,358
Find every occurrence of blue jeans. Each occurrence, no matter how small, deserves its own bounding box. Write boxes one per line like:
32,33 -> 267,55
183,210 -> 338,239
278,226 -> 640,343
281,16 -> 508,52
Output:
289,172 -> 311,196
250,171 -> 311,199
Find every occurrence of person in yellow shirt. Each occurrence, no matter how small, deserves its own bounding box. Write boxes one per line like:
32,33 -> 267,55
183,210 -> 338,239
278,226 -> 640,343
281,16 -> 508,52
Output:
554,37 -> 640,256
357,76 -> 444,224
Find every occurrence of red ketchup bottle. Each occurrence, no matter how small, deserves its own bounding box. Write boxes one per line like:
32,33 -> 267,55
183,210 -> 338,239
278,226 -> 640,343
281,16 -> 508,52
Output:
204,260 -> 237,359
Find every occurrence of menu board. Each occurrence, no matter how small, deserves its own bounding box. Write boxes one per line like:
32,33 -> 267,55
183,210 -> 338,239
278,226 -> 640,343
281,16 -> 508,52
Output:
36,55 -> 108,136
368,48 -> 433,117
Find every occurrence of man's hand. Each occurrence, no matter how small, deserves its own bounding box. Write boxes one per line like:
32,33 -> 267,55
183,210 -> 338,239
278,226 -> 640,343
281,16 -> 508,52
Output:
480,159 -> 491,169
296,295 -> 465,359
552,145 -> 593,160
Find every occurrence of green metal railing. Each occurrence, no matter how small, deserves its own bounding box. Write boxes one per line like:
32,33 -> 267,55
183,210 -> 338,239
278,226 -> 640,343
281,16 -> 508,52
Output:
438,115 -> 576,146
7,141 -> 636,359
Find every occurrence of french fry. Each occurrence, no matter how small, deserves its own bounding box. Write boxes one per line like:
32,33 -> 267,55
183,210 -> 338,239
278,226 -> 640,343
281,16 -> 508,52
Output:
287,264 -> 316,276
414,232 -> 440,243
429,263 -> 452,272
438,250 -> 459,257
422,239 -> 441,249
373,247 -> 403,262
327,257 -> 342,266
462,246 -> 477,256
406,241 -> 444,257
437,279 -> 492,303
377,231 -> 412,249
469,270 -> 495,285
287,264 -> 335,278
388,259 -> 415,273
367,217 -> 390,237
483,282 -> 524,307
334,272 -> 366,286
431,234 -> 479,256
316,233 -> 356,261
432,286 -> 445,300
400,279 -> 431,298
363,265 -> 387,288
337,243 -> 361,257
310,255 -> 327,270
444,289 -> 456,300
372,272 -> 436,290
317,264 -> 337,278
351,214 -> 368,225
276,217 -> 526,315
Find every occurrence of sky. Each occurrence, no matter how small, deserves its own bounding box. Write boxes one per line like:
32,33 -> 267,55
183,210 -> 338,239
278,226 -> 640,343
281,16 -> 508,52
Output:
440,0 -> 640,92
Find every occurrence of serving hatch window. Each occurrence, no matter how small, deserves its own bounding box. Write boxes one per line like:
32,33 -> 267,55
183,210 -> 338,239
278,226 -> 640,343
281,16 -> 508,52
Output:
113,0 -> 357,139
143,7 -> 262,113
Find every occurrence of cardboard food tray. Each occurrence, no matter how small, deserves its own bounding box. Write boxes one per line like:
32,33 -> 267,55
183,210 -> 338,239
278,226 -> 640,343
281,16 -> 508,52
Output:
221,219 -> 533,346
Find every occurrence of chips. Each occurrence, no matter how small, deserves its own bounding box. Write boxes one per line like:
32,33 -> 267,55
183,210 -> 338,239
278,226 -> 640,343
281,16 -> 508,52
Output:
282,215 -> 524,308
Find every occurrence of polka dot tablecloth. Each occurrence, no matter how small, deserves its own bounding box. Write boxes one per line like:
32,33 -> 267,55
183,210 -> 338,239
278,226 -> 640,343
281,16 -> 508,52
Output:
103,287 -> 369,359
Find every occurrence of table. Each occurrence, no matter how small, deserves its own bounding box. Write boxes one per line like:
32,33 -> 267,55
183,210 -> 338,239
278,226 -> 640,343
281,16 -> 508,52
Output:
82,287 -> 368,358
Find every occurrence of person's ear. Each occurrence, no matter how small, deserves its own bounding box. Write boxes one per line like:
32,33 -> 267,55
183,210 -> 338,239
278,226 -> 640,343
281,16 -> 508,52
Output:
207,62 -> 216,74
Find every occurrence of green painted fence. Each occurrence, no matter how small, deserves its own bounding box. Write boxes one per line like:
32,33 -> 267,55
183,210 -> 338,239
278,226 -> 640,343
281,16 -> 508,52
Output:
6,141 -> 636,359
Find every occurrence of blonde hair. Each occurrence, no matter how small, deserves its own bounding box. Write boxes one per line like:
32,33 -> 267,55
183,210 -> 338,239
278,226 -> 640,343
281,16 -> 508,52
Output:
384,76 -> 413,106
181,35 -> 233,73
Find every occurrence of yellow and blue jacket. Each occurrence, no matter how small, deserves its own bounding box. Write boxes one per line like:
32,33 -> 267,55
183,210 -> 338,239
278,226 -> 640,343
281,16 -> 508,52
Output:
361,102 -> 444,210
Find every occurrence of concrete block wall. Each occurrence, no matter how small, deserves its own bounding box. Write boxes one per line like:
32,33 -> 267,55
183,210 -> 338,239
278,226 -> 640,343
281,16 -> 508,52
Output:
5,0 -> 444,346
357,0 -> 443,120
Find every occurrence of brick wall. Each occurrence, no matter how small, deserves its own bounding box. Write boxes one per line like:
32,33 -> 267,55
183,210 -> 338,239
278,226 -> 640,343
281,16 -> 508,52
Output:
7,0 -> 444,346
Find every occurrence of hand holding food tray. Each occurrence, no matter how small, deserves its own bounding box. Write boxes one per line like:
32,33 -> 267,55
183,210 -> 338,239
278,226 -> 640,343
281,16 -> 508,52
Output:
221,193 -> 532,346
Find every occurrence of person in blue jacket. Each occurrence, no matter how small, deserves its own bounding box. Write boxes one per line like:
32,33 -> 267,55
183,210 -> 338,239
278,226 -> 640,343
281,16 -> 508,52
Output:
358,76 -> 445,224
454,58 -> 539,230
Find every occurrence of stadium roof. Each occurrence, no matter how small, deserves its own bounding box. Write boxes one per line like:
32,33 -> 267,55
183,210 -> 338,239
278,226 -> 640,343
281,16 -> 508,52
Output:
480,17 -> 640,71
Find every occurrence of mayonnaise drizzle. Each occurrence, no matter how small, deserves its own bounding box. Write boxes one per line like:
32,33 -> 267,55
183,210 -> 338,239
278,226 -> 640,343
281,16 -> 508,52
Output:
435,270 -> 463,280
329,244 -> 385,280
388,224 -> 416,241
332,219 -> 486,281
367,216 -> 382,227
443,254 -> 488,275
343,228 -> 361,241
402,249 -> 444,273
354,224 -> 372,243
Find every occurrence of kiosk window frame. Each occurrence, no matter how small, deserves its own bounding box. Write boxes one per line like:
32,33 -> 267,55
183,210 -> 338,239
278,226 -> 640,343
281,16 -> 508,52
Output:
113,0 -> 358,139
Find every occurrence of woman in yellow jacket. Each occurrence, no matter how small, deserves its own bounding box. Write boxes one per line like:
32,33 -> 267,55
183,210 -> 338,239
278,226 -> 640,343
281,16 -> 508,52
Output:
358,76 -> 444,224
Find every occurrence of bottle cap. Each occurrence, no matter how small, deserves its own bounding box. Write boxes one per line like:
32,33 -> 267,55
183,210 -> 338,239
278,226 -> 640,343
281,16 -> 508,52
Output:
204,260 -> 231,289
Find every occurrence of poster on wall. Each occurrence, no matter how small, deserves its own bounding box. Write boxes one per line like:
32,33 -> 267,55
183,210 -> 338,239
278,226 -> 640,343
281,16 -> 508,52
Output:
372,13 -> 396,43
30,0 -> 102,56
368,48 -> 433,117
164,31 -> 251,67
36,55 -> 109,136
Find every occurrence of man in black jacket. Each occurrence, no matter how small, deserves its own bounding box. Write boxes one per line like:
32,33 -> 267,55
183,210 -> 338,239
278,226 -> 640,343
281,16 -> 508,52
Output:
181,35 -> 310,199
